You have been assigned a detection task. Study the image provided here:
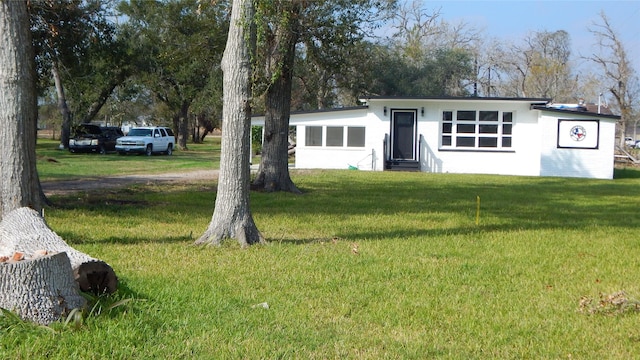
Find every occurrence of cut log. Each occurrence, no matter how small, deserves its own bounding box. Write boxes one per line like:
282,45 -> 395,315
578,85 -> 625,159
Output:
0,252 -> 86,325
0,207 -> 117,294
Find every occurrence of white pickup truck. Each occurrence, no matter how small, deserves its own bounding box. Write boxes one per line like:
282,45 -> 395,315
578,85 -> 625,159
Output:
116,126 -> 175,156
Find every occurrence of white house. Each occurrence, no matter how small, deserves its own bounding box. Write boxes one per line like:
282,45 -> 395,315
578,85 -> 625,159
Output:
251,97 -> 620,179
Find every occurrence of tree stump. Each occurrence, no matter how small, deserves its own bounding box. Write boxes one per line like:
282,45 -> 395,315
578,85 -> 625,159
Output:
0,207 -> 118,294
0,252 -> 86,325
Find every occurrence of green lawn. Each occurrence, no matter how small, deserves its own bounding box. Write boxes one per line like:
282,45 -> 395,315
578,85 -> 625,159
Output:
36,137 -> 221,180
2,146 -> 640,358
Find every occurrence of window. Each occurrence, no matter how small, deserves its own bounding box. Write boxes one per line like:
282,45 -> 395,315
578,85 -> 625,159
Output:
305,126 -> 322,146
457,111 -> 476,121
441,110 -> 513,150
326,127 -> 344,146
347,127 -> 365,147
304,126 -> 366,148
479,111 -> 498,122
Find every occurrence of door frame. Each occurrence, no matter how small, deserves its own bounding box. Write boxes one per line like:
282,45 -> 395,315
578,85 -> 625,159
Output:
390,109 -> 418,161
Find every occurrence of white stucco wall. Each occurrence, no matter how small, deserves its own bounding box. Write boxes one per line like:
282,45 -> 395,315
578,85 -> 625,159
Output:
293,108 -> 380,170
415,100 -> 542,176
538,112 -> 616,179
251,98 -> 618,179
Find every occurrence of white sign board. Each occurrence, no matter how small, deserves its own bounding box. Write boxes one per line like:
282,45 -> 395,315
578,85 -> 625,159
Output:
557,120 -> 599,149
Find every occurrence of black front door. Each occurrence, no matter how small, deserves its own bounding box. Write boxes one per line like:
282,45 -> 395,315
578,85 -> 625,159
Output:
391,110 -> 417,160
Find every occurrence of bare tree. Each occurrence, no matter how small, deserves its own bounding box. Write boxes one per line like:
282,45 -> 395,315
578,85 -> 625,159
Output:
389,1 -> 444,66
493,30 -> 575,100
525,30 -> 575,100
0,0 -> 42,219
585,11 -> 639,146
196,0 -> 264,247
384,0 -> 479,96
389,1 -> 480,66
472,38 -> 504,97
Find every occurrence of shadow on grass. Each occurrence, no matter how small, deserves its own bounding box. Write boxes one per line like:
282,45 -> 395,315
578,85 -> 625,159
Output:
270,228 -> 485,245
56,232 -> 195,245
258,173 -> 640,229
47,170 -> 640,245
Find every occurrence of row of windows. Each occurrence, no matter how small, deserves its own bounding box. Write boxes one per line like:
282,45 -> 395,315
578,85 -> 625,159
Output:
305,126 -> 366,147
301,110 -> 514,150
442,110 -> 513,149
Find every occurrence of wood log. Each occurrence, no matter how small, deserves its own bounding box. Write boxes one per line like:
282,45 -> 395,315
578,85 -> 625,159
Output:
0,252 -> 86,325
0,207 -> 117,294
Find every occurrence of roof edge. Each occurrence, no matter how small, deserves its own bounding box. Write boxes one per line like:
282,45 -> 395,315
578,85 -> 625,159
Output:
359,96 -> 552,102
252,106 -> 368,118
531,105 -> 621,119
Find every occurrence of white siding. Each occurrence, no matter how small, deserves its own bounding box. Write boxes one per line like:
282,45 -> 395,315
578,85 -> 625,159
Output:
538,112 -> 616,179
251,98 -> 618,179
294,108 -> 381,170
415,100 -> 541,176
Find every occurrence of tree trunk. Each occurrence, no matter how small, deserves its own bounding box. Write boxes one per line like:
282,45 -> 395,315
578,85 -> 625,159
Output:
178,100 -> 189,150
0,0 -> 42,219
0,207 -> 118,294
0,252 -> 86,325
52,60 -> 73,150
252,4 -> 301,194
195,0 -> 264,247
196,113 -> 216,143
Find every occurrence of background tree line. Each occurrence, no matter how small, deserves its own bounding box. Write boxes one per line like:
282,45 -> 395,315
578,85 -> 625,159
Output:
32,0 -> 639,149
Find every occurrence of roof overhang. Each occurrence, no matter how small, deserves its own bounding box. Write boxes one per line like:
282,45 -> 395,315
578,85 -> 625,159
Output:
531,105 -> 621,120
359,96 -> 552,105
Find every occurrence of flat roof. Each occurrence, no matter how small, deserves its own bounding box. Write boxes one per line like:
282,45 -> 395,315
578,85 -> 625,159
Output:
531,105 -> 620,120
360,96 -> 551,103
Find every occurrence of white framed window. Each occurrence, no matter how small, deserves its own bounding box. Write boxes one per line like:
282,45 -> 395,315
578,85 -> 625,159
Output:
347,127 -> 366,147
326,127 -> 344,146
441,110 -> 513,150
304,126 -> 366,148
305,126 -> 323,146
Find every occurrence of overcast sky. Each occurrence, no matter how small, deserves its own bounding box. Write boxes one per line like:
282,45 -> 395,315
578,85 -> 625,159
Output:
389,0 -> 640,74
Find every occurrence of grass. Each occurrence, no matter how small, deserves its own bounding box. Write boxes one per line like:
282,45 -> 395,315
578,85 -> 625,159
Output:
36,136 -> 221,180
2,147 -> 640,358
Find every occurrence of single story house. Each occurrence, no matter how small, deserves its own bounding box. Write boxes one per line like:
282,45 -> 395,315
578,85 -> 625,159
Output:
251,97 -> 620,179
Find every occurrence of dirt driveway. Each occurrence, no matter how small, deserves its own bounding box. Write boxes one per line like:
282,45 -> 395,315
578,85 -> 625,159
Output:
41,169 -> 220,196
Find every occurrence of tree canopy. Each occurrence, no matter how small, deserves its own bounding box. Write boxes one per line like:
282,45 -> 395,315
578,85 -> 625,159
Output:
32,2 -> 637,148
118,0 -> 228,148
30,0 -> 127,147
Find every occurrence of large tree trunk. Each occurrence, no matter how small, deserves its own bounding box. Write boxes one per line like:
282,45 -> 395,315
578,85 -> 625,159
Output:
0,207 -> 118,294
195,0 -> 264,247
252,4 -> 301,193
0,0 -> 42,219
0,252 -> 86,325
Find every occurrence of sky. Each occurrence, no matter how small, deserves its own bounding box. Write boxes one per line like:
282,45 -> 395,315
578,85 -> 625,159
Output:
390,0 -> 640,75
